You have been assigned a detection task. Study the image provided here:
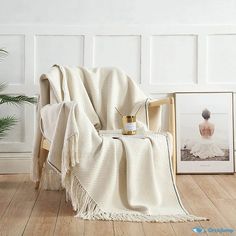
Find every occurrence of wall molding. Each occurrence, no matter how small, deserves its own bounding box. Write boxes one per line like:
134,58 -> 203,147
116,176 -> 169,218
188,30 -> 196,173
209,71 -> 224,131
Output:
1,24 -> 236,173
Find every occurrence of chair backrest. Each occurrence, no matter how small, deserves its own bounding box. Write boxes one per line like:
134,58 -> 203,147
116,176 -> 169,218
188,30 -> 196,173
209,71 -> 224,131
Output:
42,66 -> 149,130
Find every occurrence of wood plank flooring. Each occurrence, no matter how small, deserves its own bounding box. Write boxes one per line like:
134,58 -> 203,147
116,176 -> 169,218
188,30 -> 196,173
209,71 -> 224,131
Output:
0,174 -> 235,236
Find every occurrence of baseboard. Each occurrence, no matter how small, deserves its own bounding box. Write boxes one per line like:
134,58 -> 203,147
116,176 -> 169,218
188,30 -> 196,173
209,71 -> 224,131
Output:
0,153 -> 32,174
0,152 -> 235,174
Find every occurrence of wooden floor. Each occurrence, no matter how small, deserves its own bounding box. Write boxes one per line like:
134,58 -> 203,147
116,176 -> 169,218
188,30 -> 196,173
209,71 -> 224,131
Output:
0,174 -> 236,236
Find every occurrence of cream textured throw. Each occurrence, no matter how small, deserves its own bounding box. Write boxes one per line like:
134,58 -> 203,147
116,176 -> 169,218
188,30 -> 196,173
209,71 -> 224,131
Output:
32,66 -> 207,222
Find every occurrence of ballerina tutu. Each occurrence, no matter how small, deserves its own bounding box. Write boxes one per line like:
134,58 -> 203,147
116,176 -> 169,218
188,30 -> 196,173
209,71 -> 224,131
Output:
190,138 -> 224,159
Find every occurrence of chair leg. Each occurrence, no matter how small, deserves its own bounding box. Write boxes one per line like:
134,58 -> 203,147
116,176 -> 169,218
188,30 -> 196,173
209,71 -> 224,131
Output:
35,139 -> 49,189
170,97 -> 176,178
35,181 -> 40,190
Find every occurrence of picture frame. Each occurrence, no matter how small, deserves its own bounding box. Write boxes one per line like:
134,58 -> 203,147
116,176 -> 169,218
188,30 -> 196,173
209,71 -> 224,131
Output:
175,92 -> 234,174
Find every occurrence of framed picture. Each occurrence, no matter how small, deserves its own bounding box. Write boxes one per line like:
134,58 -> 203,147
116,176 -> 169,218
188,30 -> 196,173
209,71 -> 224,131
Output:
175,92 -> 234,174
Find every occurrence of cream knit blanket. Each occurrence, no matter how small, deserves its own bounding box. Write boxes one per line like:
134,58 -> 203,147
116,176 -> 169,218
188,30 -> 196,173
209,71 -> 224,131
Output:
32,66 -> 207,222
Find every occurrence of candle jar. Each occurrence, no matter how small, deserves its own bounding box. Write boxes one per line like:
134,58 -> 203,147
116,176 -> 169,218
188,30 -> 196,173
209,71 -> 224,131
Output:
121,115 -> 136,135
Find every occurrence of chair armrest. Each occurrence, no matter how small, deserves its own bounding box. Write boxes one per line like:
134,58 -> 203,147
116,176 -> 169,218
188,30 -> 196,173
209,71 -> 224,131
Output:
148,97 -> 174,108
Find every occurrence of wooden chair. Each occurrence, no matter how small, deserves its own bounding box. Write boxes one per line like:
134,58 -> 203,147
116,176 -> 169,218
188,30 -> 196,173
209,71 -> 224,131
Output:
35,97 -> 176,189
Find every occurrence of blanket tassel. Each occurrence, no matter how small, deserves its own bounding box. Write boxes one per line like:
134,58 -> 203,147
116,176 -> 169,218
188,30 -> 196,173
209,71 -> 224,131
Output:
63,172 -> 208,223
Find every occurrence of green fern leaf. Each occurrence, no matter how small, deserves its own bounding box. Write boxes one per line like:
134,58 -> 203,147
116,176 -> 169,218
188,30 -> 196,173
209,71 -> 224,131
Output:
0,116 -> 17,138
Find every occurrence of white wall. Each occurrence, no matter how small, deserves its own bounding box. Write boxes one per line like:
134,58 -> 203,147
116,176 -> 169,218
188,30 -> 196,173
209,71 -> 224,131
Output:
1,0 -> 236,25
1,0 -> 236,172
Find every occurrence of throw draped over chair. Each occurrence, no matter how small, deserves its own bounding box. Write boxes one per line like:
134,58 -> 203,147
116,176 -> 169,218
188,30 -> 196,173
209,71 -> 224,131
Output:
31,66 -> 204,224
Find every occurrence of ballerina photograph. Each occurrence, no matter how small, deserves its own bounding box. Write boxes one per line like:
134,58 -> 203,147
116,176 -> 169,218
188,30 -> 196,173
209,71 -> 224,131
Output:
175,92 -> 234,173
182,108 -> 227,161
